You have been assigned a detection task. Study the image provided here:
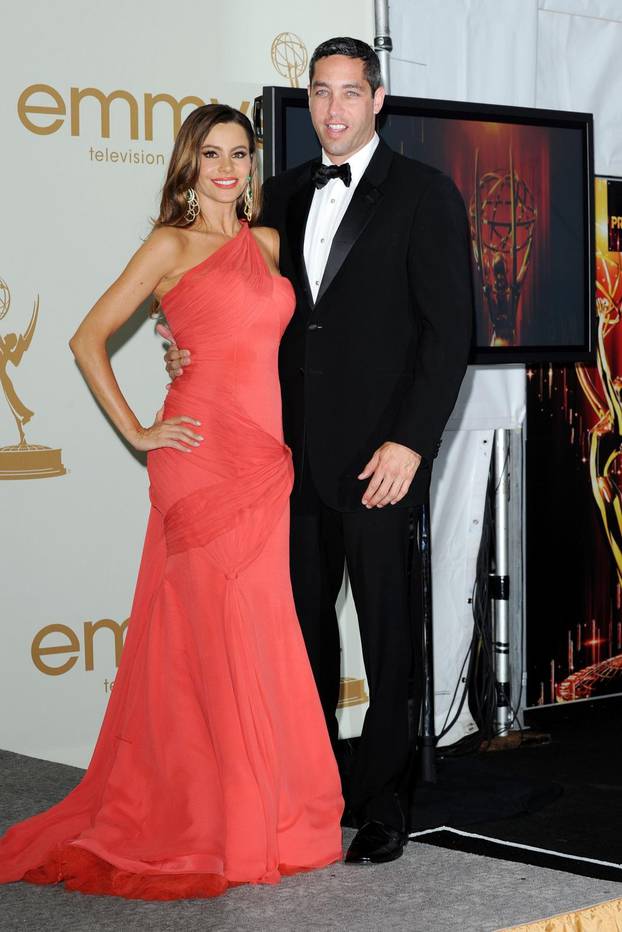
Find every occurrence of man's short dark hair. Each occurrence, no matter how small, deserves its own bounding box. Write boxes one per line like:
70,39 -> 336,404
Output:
309,37 -> 383,94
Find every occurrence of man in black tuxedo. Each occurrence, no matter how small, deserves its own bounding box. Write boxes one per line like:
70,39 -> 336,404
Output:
167,38 -> 473,864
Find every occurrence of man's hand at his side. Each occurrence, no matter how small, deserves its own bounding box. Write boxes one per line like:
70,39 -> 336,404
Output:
358,442 -> 422,508
157,324 -> 190,380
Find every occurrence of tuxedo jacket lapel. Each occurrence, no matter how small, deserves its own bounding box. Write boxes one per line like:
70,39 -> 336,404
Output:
286,165 -> 317,310
315,139 -> 394,307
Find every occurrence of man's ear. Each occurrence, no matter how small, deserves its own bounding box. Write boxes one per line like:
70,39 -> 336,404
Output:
373,85 -> 386,116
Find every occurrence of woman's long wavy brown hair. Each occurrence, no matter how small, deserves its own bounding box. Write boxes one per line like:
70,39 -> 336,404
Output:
154,104 -> 262,228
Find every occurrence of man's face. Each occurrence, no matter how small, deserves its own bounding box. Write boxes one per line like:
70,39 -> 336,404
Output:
308,55 -> 385,164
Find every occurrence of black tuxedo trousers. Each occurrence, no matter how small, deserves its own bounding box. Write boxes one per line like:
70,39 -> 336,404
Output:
262,139 -> 473,830
290,462 -> 420,830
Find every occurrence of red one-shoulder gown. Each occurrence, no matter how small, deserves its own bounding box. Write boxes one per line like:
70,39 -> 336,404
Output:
0,222 -> 344,899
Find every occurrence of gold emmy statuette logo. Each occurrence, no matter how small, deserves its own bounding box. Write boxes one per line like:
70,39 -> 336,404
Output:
338,676 -> 369,709
0,278 -> 65,479
271,32 -> 308,88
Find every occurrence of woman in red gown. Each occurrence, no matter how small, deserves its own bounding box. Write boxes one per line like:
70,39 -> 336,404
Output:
0,105 -> 343,899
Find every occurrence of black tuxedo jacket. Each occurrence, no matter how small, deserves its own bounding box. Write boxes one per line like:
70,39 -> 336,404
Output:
262,138 -> 473,512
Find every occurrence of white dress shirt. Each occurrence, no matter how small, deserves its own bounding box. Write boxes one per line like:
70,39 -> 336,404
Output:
303,133 -> 379,302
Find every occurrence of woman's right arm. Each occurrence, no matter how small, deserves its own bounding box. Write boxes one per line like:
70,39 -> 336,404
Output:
69,229 -> 203,453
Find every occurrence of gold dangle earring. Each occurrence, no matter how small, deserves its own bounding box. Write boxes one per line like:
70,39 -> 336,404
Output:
243,175 -> 253,222
185,188 -> 200,223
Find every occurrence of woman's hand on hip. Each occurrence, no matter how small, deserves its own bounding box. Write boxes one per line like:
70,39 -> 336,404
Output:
130,415 -> 203,452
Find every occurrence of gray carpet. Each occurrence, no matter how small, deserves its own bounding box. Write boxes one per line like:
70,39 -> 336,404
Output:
1,750 -> 622,932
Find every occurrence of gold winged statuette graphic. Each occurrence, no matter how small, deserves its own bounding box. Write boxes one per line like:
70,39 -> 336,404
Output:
0,295 -> 38,443
0,278 -> 66,479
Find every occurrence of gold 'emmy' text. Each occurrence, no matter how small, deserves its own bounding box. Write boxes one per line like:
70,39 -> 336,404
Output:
17,85 -> 250,140
31,618 -> 129,676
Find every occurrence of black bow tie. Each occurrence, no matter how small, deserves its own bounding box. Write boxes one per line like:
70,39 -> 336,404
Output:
311,162 -> 352,189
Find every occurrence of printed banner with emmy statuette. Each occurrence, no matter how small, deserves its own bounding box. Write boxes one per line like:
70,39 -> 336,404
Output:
526,177 -> 622,709
1,0 -> 374,767
0,278 -> 66,480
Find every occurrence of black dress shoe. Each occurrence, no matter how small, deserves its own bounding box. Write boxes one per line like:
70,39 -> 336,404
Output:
345,820 -> 407,864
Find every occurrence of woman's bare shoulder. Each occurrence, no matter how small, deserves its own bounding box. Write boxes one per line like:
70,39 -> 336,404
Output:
145,225 -> 188,258
137,226 -> 193,279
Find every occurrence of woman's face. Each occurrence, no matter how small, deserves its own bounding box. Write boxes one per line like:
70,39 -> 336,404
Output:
195,121 -> 252,211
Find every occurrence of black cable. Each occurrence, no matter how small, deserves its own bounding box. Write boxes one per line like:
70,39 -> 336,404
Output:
468,467 -> 497,741
439,455 -> 498,755
436,642 -> 472,740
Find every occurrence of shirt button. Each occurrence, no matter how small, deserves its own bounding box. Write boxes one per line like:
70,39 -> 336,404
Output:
320,238 -> 325,243
330,198 -> 336,204
315,280 -> 320,286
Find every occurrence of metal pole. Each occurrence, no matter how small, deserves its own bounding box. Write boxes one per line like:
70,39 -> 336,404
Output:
493,428 -> 512,735
374,0 -> 392,92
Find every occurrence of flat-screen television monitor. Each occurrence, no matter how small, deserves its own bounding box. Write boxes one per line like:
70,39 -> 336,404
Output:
262,87 -> 595,364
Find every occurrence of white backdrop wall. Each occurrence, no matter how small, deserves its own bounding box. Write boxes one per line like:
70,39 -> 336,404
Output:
391,0 -> 620,202
0,0 -> 374,767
